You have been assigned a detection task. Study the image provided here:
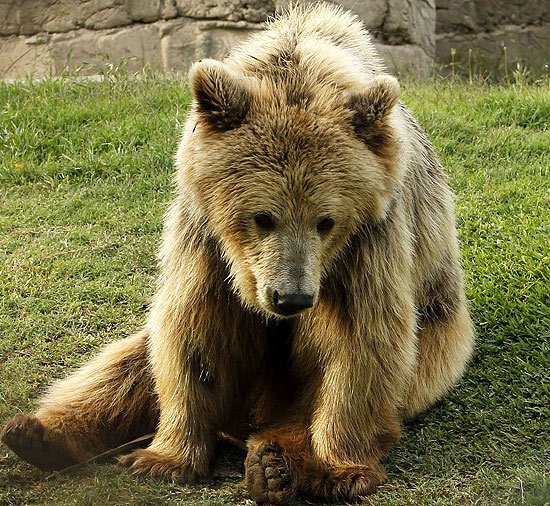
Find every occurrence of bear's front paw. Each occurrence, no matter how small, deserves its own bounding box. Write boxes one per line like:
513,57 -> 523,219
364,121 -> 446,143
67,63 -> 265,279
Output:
307,462 -> 387,502
118,448 -> 199,483
245,442 -> 297,504
1,414 -> 76,471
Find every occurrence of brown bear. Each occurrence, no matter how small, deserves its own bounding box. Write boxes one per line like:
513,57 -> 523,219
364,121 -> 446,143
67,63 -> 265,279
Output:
1,3 -> 474,503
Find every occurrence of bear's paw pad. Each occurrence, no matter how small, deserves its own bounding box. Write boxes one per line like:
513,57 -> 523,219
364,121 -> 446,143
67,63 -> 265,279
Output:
245,442 -> 296,504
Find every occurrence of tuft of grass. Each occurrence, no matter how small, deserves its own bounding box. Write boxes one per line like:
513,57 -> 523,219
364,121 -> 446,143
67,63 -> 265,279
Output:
1,74 -> 549,505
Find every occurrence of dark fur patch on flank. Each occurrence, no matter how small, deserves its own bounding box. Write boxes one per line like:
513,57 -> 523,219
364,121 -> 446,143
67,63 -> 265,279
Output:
417,257 -> 461,324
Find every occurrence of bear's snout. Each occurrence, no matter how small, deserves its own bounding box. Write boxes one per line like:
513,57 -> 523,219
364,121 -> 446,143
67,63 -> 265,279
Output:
272,290 -> 314,316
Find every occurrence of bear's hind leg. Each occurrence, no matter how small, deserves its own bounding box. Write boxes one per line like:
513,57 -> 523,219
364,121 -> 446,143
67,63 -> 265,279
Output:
1,413 -> 76,471
405,295 -> 474,418
1,330 -> 158,470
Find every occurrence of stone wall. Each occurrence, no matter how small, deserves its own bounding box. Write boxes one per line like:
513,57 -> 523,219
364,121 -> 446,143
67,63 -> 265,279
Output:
0,0 -> 548,80
0,0 -> 434,79
437,0 -> 550,75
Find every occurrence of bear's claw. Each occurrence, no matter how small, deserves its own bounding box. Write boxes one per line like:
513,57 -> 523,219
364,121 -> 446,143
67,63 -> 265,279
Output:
118,447 -> 197,483
0,414 -> 76,471
308,463 -> 387,502
245,442 -> 297,504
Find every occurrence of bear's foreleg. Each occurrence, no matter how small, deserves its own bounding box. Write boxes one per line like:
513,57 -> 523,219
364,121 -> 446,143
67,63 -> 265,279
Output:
304,304 -> 417,499
118,332 -> 251,482
117,341 -> 221,482
245,298 -> 417,503
119,248 -> 256,482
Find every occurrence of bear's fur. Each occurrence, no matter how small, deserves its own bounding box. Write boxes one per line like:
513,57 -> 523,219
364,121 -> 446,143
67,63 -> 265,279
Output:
1,4 -> 474,503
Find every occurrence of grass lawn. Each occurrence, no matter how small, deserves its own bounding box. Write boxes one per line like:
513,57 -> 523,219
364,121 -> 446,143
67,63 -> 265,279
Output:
0,73 -> 549,505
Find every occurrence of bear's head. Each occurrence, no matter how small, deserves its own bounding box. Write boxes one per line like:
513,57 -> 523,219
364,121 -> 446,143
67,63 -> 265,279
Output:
180,59 -> 405,318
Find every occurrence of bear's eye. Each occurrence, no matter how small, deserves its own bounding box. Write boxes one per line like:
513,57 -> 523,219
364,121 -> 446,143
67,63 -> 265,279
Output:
254,212 -> 275,231
317,217 -> 335,234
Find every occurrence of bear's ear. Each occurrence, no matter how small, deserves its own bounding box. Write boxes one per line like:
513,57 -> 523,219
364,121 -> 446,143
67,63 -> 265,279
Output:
347,75 -> 400,150
189,59 -> 251,132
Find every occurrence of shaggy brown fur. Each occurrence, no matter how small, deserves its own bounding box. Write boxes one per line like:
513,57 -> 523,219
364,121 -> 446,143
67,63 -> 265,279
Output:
1,3 -> 474,503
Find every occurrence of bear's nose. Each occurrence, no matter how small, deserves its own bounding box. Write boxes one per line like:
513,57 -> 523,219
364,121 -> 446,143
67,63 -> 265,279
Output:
273,291 -> 314,315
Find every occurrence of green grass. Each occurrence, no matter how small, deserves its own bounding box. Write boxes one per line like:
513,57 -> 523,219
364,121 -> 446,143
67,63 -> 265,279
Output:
1,73 -> 549,505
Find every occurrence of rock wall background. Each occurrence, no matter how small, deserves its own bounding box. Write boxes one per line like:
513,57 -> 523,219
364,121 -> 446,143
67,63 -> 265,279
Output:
0,0 -> 548,80
437,0 -> 550,76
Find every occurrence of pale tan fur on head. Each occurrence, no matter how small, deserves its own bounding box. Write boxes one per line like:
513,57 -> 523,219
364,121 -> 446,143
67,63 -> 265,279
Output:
181,52 -> 405,318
